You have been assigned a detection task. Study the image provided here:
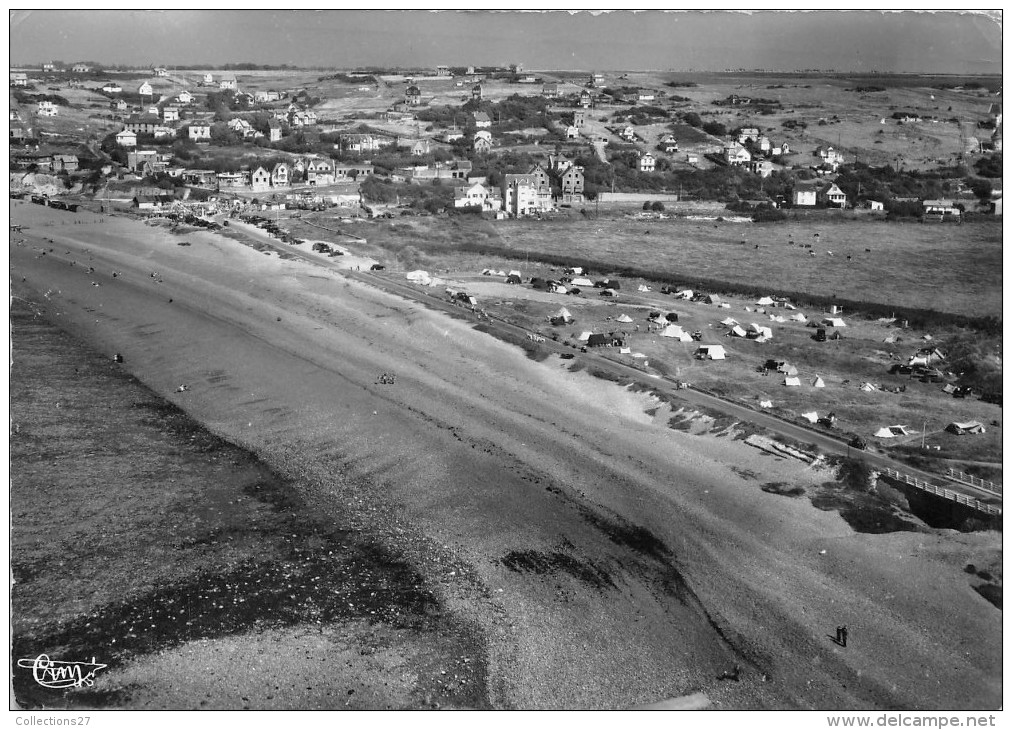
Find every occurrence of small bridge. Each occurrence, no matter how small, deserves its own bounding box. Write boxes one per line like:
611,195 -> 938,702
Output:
880,467 -> 1001,517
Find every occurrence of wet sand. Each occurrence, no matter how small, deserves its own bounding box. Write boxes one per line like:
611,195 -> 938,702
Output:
9,202 -> 1002,709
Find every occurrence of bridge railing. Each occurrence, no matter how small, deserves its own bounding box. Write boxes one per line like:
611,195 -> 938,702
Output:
946,468 -> 1002,497
881,468 -> 1001,517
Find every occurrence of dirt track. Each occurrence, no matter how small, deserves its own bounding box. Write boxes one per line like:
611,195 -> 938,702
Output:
9,201 -> 1002,710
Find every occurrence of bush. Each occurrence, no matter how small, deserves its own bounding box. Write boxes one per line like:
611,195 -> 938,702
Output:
650,201 -> 665,212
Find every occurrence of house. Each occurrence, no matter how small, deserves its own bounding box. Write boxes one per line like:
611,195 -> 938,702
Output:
333,163 -> 374,179
132,194 -> 174,210
251,166 -> 271,192
748,160 -> 774,178
453,182 -> 498,210
473,111 -> 491,128
188,122 -> 212,141
227,117 -> 255,136
792,180 -> 819,207
815,146 -> 844,168
110,98 -> 128,112
566,126 -> 580,140
202,72 -> 214,85
305,157 -> 335,186
219,73 -> 238,90
338,133 -> 395,152
216,171 -> 249,189
116,129 -> 138,147
101,81 -> 122,93
268,121 -> 283,142
471,83 -> 483,101
620,126 -> 636,141
42,62 -> 55,72
162,107 -> 180,122
578,90 -> 593,109
501,173 -> 552,217
36,100 -> 58,117
51,154 -> 79,172
182,169 -> 216,186
408,138 -> 430,156
152,125 -> 175,139
637,89 -> 655,102
590,73 -> 604,87
922,199 -> 961,220
518,75 -> 538,84
556,164 -> 585,203
509,63 -> 523,74
638,153 -> 656,172
737,127 -> 760,144
723,142 -> 752,166
72,63 -> 90,73
138,81 -> 153,96
685,153 -> 699,164
818,182 -> 848,208
473,130 -> 493,154
177,90 -> 193,104
573,110 -> 587,128
436,65 -> 451,76
270,162 -> 289,187
154,67 -> 168,77
773,142 -> 790,156
542,82 -> 560,98
289,109 -> 317,127
404,85 -> 421,106
10,72 -> 28,87
868,200 -> 884,211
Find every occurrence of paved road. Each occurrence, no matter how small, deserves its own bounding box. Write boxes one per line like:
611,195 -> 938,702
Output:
227,218 -> 1002,509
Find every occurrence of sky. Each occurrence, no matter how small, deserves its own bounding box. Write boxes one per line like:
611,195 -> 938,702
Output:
8,9 -> 1003,74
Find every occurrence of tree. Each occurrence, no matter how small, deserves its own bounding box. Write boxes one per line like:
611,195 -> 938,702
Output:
650,201 -> 665,212
642,201 -> 652,211
967,177 -> 993,203
702,120 -> 727,137
682,112 -> 702,127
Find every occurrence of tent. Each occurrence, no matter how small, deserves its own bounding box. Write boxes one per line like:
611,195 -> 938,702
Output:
750,324 -> 773,339
760,400 -> 773,409
822,317 -> 847,328
550,284 -> 568,294
571,277 -> 593,287
637,284 -> 651,292
812,376 -> 825,388
661,324 -> 692,341
859,382 -> 877,392
769,315 -> 786,323
801,411 -> 819,423
505,274 -> 522,284
778,364 -> 798,376
946,421 -> 986,435
577,331 -> 593,342
509,270 -> 522,277
941,383 -> 956,394
675,289 -> 693,299
784,376 -> 801,387
729,325 -> 748,338
704,294 -> 722,304
756,296 -> 775,306
552,307 -> 574,324
883,335 -> 896,343
875,425 -> 913,438
696,345 -> 726,360
481,268 -> 493,275
620,347 -> 631,354
631,352 -> 647,358
721,317 -> 739,326
565,267 -> 584,275
616,313 -> 634,323
789,313 -> 807,322
406,269 -> 431,284
718,302 -> 731,309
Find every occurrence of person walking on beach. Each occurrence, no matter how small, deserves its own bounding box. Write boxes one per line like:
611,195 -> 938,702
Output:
835,625 -> 848,647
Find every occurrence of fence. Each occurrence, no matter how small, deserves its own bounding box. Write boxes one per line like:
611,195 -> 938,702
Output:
946,468 -> 1002,497
881,468 -> 1002,516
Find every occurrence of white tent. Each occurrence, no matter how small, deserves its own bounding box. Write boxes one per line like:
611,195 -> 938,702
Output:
661,324 -> 692,341
481,268 -> 493,275
553,307 -> 574,323
750,324 -> 773,339
812,376 -> 825,388
577,331 -> 593,342
675,289 -> 693,299
784,376 -> 801,387
789,313 -> 807,322
509,270 -> 522,277
875,425 -> 913,438
620,347 -> 632,354
947,421 -> 986,435
697,344 -> 726,360
823,317 -> 847,328
571,277 -> 594,287
718,302 -> 731,309
756,296 -> 775,306
801,411 -> 819,423
730,325 -> 748,337
721,317 -> 739,326
616,313 -> 634,323
406,269 -> 431,284
566,267 -> 584,275
638,284 -> 651,292
550,284 -> 568,294
860,382 -> 877,392
632,352 -> 647,358
760,400 -> 773,408
769,315 -> 786,323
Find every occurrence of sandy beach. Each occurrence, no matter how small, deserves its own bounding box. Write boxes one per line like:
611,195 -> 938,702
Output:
9,201 -> 1001,710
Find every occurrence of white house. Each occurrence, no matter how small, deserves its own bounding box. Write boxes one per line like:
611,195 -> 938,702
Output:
473,130 -> 493,154
154,67 -> 168,77
10,72 -> 28,87
453,182 -> 497,210
219,73 -> 238,90
162,107 -> 180,122
101,82 -> 122,94
177,90 -> 193,104
723,142 -> 752,166
251,166 -> 271,192
637,89 -> 655,102
202,72 -> 214,85
116,129 -> 138,147
37,100 -> 58,117
72,63 -> 90,73
638,152 -> 656,172
473,111 -> 491,128
138,81 -> 153,96
188,123 -> 212,141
